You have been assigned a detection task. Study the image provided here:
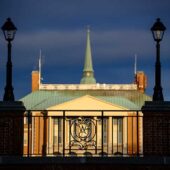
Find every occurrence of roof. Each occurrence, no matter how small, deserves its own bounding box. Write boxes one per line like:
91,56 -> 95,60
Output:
20,89 -> 151,110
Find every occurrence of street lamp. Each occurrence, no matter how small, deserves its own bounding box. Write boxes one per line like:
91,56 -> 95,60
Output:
151,18 -> 166,101
1,18 -> 17,101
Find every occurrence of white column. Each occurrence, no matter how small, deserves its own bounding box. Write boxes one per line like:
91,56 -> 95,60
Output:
65,118 -> 69,154
123,116 -> 128,155
97,117 -> 101,149
108,116 -> 113,155
48,117 -> 53,154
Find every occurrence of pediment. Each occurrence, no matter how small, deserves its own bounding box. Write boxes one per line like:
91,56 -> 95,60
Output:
47,95 -> 127,110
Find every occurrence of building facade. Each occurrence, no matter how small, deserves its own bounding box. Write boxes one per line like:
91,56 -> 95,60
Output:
21,29 -> 151,156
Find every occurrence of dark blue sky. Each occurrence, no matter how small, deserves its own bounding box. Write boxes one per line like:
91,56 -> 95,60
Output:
0,0 -> 170,100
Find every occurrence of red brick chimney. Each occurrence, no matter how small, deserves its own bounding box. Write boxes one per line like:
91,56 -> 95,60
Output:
32,71 -> 40,92
135,71 -> 147,93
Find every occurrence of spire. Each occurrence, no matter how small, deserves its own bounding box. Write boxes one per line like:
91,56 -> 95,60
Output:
134,54 -> 137,75
39,49 -> 42,85
134,54 -> 137,83
80,27 -> 96,84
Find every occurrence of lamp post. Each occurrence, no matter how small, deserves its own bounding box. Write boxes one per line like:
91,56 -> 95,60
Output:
1,18 -> 17,101
151,18 -> 166,101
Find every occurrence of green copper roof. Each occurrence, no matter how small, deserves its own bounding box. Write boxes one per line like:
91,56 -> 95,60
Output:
80,28 -> 96,84
20,90 -> 151,110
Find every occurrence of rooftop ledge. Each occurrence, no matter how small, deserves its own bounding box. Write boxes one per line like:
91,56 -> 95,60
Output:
39,83 -> 137,91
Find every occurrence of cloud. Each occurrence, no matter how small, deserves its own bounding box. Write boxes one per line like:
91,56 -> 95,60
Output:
6,28 -> 168,69
1,0 -> 170,32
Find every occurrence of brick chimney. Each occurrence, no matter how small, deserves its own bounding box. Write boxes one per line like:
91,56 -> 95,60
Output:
135,71 -> 147,93
32,71 -> 40,92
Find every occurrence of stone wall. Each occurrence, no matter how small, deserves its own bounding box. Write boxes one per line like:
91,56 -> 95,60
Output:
142,101 -> 170,155
0,101 -> 25,155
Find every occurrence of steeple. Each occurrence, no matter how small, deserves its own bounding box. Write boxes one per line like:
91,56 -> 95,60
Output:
80,28 -> 96,84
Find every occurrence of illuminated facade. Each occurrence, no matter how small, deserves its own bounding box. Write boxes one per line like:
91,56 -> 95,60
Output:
21,29 -> 151,156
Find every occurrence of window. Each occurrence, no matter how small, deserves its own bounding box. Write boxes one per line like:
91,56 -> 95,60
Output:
103,118 -> 107,144
98,117 -> 108,144
113,117 -> 123,144
53,118 -> 62,144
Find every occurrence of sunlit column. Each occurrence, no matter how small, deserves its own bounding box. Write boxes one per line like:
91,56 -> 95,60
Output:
108,116 -> 113,155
